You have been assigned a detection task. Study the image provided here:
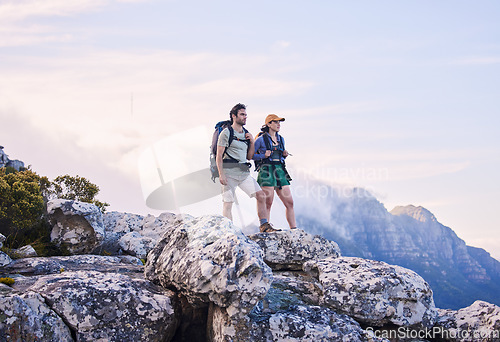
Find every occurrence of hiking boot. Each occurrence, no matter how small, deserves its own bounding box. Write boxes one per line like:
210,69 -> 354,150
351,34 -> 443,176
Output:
259,222 -> 281,233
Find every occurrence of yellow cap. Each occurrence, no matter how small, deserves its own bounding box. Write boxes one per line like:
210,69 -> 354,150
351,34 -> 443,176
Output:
264,114 -> 285,125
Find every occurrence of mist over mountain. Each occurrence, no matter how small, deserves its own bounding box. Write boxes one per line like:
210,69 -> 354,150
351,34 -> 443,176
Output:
293,176 -> 500,309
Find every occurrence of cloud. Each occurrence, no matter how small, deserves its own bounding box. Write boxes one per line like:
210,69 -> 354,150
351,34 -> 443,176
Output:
0,48 -> 315,184
0,0 -> 107,22
0,0 -> 149,22
0,0 -> 151,47
272,40 -> 291,50
451,56 -> 500,66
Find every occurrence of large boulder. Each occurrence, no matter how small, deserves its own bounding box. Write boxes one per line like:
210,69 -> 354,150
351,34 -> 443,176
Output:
436,300 -> 500,341
145,214 -> 273,317
304,256 -> 437,327
100,211 -> 181,257
27,270 -> 179,342
208,271 -> 386,342
0,291 -> 74,342
47,199 -> 105,254
248,229 -> 340,270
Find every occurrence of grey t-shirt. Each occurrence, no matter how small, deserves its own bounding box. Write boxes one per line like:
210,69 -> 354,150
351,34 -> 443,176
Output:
217,127 -> 250,179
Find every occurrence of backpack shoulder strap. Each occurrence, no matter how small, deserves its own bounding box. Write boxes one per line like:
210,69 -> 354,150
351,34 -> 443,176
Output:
276,133 -> 285,151
227,126 -> 235,146
262,133 -> 272,150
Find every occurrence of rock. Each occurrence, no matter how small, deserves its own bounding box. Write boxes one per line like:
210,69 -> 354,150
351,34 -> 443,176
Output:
304,256 -> 437,327
208,272 -> 386,342
0,146 -> 24,170
253,271 -> 324,316
100,211 -> 181,256
248,229 -> 340,270
0,291 -> 74,342
206,271 -> 387,341
1,255 -> 145,293
119,231 -> 156,260
12,245 -> 37,258
145,214 -> 272,317
0,233 -> 5,248
436,300 -> 500,341
47,199 -> 105,254
1,254 -> 143,277
28,270 -> 179,342
209,304 -> 387,342
0,251 -> 12,267
100,211 -> 146,254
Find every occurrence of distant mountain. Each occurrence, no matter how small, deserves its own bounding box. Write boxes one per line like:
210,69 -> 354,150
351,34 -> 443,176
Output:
294,178 -> 500,309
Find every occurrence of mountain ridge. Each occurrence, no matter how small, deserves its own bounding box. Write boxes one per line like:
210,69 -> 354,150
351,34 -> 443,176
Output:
294,179 -> 500,309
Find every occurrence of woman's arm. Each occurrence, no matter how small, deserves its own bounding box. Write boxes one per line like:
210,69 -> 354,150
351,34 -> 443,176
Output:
252,136 -> 266,161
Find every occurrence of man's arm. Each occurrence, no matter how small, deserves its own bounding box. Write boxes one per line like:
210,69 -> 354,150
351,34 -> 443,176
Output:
246,132 -> 255,160
216,144 -> 227,185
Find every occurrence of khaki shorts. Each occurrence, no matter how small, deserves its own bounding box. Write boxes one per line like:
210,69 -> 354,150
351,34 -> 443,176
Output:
222,174 -> 261,203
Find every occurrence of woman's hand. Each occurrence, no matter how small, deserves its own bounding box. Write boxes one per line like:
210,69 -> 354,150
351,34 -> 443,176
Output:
265,150 -> 272,158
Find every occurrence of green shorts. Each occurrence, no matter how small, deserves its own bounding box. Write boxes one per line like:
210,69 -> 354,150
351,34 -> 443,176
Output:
257,164 -> 291,188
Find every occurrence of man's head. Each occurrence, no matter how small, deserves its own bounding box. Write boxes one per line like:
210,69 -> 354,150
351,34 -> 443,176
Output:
229,103 -> 247,125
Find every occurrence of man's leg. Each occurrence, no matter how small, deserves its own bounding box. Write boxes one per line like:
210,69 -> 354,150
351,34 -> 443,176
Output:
221,177 -> 237,221
239,175 -> 280,232
255,190 -> 268,221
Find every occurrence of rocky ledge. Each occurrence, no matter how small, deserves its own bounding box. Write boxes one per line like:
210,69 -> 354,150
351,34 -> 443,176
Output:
1,199 -> 499,341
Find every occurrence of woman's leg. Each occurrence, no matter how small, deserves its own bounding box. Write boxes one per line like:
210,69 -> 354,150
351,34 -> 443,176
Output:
261,186 -> 275,220
276,185 -> 296,228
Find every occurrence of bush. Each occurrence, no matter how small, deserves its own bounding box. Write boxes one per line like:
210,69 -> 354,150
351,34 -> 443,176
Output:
0,168 -> 45,232
42,174 -> 109,213
0,168 -> 108,255
0,277 -> 15,286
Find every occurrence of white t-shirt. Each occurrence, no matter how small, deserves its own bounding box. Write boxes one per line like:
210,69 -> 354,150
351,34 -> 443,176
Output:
217,127 -> 250,179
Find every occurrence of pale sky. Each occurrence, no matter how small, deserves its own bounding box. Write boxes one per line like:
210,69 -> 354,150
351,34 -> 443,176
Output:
1,0 -> 499,259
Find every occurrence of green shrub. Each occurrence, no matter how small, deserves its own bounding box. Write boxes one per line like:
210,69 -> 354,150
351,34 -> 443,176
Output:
0,277 -> 15,286
1,168 -> 108,256
41,174 -> 109,213
0,168 -> 45,234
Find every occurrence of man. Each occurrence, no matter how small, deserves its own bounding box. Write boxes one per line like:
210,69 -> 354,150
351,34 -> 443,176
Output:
216,103 -> 279,233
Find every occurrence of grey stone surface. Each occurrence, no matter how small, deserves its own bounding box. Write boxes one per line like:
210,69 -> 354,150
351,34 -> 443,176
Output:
47,199 -> 105,254
28,270 -> 179,342
248,228 -> 340,270
304,256 -> 437,327
145,214 -> 272,317
0,291 -> 74,342
436,300 -> 500,341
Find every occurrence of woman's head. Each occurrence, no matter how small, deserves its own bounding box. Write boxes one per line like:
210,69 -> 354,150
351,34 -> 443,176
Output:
264,114 -> 285,133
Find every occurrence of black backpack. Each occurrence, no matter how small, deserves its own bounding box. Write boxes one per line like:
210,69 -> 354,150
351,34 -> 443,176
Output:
254,132 -> 285,172
210,121 -> 249,182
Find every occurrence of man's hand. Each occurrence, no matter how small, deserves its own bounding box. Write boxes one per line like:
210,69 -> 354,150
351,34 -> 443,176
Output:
245,132 -> 254,144
282,150 -> 289,157
265,150 -> 272,158
219,174 -> 228,186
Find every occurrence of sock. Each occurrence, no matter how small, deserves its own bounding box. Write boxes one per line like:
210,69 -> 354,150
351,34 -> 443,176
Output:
260,218 -> 268,225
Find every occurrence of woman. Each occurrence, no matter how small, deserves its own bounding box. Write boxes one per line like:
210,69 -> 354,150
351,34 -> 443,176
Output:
253,114 -> 297,230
